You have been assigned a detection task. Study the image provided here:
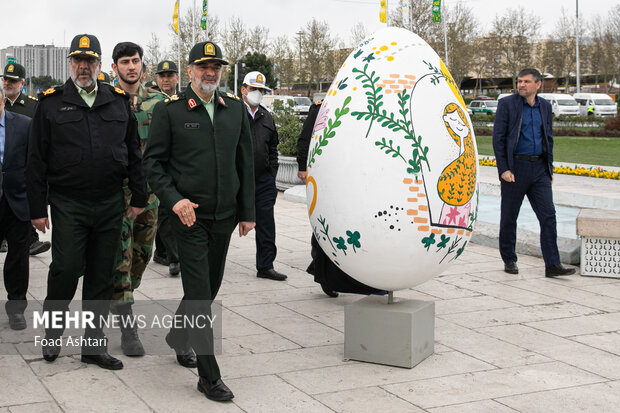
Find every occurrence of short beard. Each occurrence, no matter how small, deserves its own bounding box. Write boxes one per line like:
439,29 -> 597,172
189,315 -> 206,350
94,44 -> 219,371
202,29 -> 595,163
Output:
190,70 -> 219,96
70,67 -> 98,89
119,72 -> 140,85
194,81 -> 217,95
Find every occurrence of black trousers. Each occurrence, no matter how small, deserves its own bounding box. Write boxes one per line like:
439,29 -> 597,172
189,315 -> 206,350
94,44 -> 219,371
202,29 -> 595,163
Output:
255,172 -> 278,270
167,215 -> 235,381
499,158 -> 560,267
0,196 -> 30,315
43,191 -> 124,353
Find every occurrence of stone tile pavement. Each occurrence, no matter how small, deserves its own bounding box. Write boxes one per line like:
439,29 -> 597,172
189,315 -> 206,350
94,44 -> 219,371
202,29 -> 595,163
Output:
1,193 -> 620,412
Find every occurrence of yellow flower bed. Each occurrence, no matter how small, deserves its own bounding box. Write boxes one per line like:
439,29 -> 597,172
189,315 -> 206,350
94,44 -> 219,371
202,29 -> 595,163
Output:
478,158 -> 620,180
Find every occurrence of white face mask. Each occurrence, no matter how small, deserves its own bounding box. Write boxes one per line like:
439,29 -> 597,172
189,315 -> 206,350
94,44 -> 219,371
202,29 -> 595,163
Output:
246,90 -> 263,107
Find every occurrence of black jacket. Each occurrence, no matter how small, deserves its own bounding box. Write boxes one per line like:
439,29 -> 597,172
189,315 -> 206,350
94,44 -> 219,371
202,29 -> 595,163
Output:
246,104 -> 279,178
1,111 -> 31,222
27,79 -> 148,219
297,101 -> 321,172
5,92 -> 37,118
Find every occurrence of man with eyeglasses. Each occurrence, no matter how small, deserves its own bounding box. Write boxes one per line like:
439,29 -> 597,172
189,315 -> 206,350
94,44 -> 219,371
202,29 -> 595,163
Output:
27,34 -> 148,370
144,41 -> 255,402
240,71 -> 286,281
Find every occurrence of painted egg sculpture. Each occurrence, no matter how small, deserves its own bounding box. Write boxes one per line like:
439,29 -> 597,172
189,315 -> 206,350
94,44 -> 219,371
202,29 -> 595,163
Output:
306,27 -> 479,291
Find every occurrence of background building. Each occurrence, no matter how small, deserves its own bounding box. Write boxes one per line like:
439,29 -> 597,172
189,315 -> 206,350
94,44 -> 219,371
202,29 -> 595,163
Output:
1,44 -> 69,87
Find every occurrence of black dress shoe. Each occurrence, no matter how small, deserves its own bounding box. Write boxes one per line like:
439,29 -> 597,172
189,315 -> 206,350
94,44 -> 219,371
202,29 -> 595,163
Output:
169,262 -> 181,276
81,352 -> 124,370
545,265 -> 576,277
29,240 -> 51,256
8,313 -> 27,330
320,284 -> 339,298
504,261 -> 519,274
42,341 -> 60,362
153,253 -> 170,266
257,268 -> 287,281
165,332 -> 197,368
197,377 -> 234,401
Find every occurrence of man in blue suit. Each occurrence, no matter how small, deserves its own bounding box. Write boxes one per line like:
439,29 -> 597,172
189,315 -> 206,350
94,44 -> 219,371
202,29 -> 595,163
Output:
492,68 -> 575,278
0,86 -> 32,329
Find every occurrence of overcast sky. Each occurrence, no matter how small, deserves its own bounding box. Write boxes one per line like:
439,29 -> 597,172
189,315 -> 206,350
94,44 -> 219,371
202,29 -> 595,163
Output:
2,0 -> 618,71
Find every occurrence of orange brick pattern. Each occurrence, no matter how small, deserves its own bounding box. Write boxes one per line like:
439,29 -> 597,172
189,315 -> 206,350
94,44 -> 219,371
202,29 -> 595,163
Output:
378,73 -> 416,95
401,176 -> 473,239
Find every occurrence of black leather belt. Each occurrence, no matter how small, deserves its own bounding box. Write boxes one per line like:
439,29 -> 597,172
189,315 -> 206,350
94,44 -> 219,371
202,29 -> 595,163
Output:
515,155 -> 543,161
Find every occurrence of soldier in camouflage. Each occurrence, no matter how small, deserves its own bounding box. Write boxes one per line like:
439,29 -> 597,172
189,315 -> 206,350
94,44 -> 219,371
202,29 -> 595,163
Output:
110,42 -> 166,356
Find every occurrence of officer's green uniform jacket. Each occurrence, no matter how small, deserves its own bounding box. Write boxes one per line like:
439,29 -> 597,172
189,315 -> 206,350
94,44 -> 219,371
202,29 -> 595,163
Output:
144,85 -> 255,222
6,92 -> 37,118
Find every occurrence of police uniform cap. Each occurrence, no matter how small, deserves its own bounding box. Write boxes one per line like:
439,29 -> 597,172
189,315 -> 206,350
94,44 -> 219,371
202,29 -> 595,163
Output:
242,71 -> 271,92
145,80 -> 159,90
68,34 -> 102,59
2,63 -> 26,80
156,60 -> 178,74
188,41 -> 229,66
97,71 -> 111,83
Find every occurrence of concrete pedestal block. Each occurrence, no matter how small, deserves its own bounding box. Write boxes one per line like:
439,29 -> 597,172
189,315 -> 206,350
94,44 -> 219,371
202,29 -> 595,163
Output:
344,296 -> 434,368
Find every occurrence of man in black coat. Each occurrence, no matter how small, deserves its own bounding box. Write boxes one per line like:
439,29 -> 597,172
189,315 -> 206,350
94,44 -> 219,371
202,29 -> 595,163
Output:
0,86 -> 31,330
27,34 -> 148,369
1,62 -> 50,256
492,68 -> 575,278
240,71 -> 287,281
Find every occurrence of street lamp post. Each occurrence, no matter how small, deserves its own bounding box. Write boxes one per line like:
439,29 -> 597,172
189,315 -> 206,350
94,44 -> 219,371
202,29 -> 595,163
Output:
575,0 -> 580,93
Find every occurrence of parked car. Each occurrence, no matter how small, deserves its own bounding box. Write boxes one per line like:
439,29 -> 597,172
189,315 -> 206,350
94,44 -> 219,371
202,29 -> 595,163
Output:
537,93 -> 579,117
468,99 -> 498,115
474,95 -> 495,101
572,93 -> 618,117
262,95 -> 311,116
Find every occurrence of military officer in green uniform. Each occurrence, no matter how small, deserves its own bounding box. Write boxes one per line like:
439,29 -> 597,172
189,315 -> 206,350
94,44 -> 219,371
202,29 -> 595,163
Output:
152,60 -> 181,274
27,34 -> 148,370
1,63 -> 37,118
144,41 -> 255,402
155,60 -> 179,98
1,63 -> 51,257
110,42 -> 166,356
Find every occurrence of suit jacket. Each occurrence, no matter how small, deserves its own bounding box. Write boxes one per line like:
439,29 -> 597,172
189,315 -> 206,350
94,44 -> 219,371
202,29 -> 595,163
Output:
1,110 -> 31,222
492,93 -> 554,177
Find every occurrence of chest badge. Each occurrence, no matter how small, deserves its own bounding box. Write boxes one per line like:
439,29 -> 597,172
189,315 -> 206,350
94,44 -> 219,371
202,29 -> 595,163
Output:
184,123 -> 200,129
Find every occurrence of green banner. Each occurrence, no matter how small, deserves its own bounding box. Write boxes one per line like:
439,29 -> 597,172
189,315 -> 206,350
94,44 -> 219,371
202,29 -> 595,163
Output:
200,0 -> 208,30
432,0 -> 441,22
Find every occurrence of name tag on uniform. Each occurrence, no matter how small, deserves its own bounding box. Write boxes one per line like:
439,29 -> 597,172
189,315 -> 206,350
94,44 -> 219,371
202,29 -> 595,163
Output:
184,123 -> 200,129
59,106 -> 77,111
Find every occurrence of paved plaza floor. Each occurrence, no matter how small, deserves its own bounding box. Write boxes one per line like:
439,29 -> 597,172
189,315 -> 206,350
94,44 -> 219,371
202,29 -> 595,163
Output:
1,186 -> 620,412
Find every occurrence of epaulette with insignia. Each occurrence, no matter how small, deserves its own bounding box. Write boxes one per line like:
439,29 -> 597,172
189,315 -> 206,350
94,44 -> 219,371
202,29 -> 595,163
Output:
225,92 -> 240,101
39,87 -> 59,99
28,95 -> 38,101
113,87 -> 126,96
314,100 -> 323,106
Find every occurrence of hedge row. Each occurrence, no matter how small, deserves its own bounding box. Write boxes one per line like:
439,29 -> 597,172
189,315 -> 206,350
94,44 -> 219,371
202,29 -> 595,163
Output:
474,127 -> 620,137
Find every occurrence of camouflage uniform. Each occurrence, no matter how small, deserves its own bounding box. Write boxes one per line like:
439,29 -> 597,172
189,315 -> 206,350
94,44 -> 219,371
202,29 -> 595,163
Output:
112,84 -> 165,303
